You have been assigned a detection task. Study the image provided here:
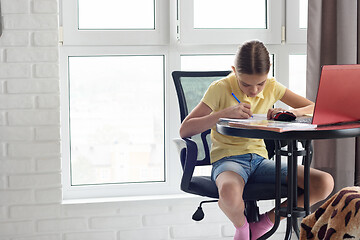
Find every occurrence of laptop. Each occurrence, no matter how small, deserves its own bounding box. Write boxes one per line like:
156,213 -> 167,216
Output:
297,64 -> 360,126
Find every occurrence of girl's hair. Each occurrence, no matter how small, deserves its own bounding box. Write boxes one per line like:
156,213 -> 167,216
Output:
234,40 -> 270,75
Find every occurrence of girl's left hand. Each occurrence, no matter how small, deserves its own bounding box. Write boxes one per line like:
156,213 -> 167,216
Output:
267,108 -> 296,119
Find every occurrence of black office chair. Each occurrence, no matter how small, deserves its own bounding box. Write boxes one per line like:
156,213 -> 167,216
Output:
172,71 -> 311,226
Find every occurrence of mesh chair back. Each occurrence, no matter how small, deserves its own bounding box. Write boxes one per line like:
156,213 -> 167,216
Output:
172,71 -> 232,164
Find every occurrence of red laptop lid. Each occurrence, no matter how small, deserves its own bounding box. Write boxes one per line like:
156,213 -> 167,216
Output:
312,65 -> 360,126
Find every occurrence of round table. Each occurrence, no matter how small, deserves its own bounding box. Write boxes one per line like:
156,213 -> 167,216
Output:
216,120 -> 360,240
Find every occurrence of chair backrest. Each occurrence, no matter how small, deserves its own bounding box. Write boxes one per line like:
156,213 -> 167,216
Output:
172,71 -> 232,165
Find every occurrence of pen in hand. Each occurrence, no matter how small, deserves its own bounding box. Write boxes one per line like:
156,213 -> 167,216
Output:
231,92 -> 253,118
231,92 -> 241,103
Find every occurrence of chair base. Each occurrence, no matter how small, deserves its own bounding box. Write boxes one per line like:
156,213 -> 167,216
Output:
192,199 -> 261,223
192,200 -> 218,221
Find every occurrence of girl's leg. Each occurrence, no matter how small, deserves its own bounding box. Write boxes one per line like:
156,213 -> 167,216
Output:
216,171 -> 249,239
249,163 -> 334,240
216,170 -> 246,227
249,212 -> 274,240
267,166 -> 334,223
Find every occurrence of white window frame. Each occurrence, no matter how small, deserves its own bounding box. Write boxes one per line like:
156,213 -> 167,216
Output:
286,0 -> 307,44
61,0 -> 169,46
178,0 -> 282,44
60,0 -> 308,201
59,46 -> 185,200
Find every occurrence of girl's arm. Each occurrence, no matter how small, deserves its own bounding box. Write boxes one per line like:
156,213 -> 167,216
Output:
180,101 -> 252,138
267,88 -> 314,119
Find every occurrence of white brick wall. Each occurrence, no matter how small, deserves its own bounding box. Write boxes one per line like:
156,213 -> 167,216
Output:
0,0 -> 288,239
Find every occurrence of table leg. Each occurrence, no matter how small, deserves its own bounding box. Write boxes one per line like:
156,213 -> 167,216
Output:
292,217 -> 300,239
287,140 -> 312,239
259,139 -> 311,240
304,140 -> 311,216
284,140 -> 294,240
257,140 -> 282,240
291,140 -> 300,239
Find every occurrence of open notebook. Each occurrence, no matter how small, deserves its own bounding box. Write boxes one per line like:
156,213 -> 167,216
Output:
221,114 -> 316,132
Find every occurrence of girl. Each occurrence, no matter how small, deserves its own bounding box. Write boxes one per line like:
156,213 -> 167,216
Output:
179,40 -> 334,240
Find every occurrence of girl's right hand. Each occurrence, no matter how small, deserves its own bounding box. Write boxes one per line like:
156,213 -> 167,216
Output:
225,103 -> 252,119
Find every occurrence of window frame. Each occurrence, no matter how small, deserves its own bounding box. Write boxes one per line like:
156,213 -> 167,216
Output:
61,0 -> 169,46
60,46 -> 185,200
178,0 -> 282,44
286,0 -> 307,43
60,0 -> 308,201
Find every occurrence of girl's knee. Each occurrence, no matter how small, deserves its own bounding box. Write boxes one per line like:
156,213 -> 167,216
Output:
310,171 -> 334,199
218,181 -> 244,208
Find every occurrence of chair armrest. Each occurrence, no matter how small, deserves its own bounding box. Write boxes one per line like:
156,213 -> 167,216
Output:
173,138 -> 187,155
173,137 -> 198,192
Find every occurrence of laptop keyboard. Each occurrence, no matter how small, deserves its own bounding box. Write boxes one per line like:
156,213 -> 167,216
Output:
295,116 -> 313,124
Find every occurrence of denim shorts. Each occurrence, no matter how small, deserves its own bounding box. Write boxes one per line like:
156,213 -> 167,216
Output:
211,153 -> 288,185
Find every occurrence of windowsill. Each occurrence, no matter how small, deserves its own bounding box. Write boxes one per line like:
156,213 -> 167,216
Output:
62,193 -> 210,205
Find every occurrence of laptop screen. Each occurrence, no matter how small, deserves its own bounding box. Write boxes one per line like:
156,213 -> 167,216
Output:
312,64 -> 360,126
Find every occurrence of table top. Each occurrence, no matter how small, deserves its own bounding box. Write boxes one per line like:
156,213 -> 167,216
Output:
216,120 -> 360,140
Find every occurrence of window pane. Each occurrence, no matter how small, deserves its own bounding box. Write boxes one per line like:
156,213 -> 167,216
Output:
181,54 -> 274,78
68,55 -> 164,185
181,55 -> 234,71
78,0 -> 155,30
289,55 -> 307,97
299,0 -> 308,29
194,0 -> 267,29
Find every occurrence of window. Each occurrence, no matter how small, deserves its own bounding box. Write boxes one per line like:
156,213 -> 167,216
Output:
68,55 -> 164,186
62,0 -> 168,45
179,0 -> 282,44
181,55 -> 234,71
78,0 -> 155,30
60,47 -> 175,200
289,55 -> 307,97
286,0 -> 308,43
60,1 -> 307,200
193,0 -> 266,29
299,0 -> 308,29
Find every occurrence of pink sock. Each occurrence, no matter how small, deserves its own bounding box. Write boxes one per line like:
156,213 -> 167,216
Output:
249,213 -> 274,240
234,220 -> 250,240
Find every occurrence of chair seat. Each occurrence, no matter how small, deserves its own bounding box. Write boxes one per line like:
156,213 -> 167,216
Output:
184,176 -> 303,201
185,176 -> 219,198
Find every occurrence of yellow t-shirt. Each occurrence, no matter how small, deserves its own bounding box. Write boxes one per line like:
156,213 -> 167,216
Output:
202,73 -> 287,163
